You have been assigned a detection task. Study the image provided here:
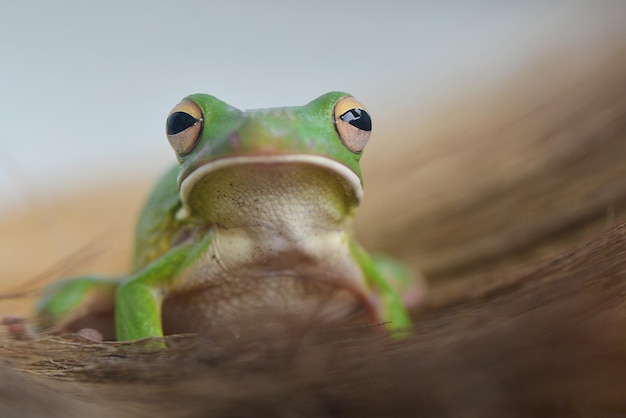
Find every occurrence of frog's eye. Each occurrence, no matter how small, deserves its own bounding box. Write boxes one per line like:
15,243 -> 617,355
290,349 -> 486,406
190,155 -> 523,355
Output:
166,99 -> 203,156
333,96 -> 372,153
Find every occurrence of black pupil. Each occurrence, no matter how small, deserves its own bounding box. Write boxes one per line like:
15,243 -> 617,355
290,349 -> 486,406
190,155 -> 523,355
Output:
167,112 -> 198,135
340,108 -> 371,131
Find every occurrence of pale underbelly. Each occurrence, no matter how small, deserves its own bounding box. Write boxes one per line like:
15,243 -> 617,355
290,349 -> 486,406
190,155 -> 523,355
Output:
161,274 -> 379,335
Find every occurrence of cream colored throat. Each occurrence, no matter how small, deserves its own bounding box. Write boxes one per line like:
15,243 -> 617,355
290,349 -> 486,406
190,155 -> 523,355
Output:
177,155 -> 363,223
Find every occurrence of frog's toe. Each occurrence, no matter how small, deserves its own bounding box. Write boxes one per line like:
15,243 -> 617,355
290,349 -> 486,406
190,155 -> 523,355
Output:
401,272 -> 428,310
76,327 -> 104,342
49,309 -> 116,341
2,315 -> 33,340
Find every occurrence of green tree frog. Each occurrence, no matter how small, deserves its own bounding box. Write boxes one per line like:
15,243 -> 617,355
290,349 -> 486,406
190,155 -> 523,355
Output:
35,92 -> 421,341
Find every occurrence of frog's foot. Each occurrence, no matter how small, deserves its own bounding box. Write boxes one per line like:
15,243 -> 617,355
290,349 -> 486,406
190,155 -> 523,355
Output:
36,276 -> 118,340
371,254 -> 427,310
2,315 -> 33,340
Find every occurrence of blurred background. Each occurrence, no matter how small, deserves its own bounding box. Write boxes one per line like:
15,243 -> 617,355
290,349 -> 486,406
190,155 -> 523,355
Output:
1,1 -> 626,316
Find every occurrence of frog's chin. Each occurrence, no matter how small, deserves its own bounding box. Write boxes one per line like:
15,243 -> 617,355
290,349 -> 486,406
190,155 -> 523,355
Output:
176,154 -> 363,221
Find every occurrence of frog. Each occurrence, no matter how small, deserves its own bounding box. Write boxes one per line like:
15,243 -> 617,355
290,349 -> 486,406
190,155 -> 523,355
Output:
35,92 -> 422,342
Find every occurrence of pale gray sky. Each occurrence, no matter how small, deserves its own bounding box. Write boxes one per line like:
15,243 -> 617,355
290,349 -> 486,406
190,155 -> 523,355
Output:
1,1 -> 624,213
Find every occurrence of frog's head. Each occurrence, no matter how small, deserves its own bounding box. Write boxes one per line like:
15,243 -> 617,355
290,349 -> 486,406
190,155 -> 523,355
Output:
165,92 -> 372,223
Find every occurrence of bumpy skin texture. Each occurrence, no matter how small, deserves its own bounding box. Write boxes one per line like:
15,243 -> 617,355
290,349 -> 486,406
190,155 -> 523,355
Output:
36,92 -> 420,341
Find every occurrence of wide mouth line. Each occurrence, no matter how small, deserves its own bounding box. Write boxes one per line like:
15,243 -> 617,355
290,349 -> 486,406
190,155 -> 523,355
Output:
177,154 -> 363,220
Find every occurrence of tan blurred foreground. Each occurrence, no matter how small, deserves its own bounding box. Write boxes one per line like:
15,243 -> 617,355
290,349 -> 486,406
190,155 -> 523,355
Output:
1,35 -> 626,416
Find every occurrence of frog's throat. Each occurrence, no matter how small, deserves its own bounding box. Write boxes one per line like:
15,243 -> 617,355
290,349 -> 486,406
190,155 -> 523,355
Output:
176,154 -> 363,220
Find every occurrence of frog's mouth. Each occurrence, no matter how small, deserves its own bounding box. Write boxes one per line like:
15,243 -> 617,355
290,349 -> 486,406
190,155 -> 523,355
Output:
177,154 -> 363,220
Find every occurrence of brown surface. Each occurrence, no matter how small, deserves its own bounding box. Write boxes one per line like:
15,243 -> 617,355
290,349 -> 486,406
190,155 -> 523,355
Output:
1,37 -> 626,417
1,224 -> 626,417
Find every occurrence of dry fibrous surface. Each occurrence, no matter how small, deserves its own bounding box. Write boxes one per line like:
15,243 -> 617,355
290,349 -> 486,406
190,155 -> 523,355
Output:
1,224 -> 626,417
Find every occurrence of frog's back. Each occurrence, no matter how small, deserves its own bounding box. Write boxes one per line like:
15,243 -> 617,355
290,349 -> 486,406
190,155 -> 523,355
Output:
131,165 -> 186,272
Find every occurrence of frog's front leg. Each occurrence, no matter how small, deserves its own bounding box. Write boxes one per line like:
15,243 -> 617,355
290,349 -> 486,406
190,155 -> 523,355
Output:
115,244 -> 193,341
349,240 -> 419,335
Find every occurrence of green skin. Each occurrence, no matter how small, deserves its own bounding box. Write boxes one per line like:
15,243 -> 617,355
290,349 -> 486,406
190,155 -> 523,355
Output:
36,92 -> 419,341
